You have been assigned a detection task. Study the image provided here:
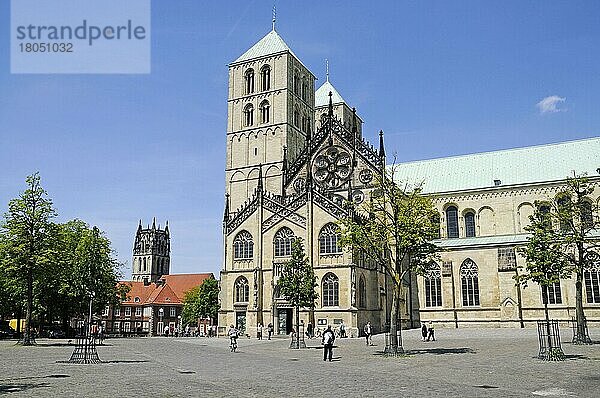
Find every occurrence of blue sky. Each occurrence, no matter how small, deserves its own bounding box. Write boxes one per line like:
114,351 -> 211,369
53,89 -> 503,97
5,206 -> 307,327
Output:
1,1 -> 599,278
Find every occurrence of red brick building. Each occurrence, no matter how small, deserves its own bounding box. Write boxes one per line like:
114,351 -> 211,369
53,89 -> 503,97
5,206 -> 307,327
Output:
101,273 -> 214,336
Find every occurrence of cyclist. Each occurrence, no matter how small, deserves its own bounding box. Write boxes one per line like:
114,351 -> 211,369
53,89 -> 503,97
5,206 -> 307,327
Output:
228,324 -> 239,352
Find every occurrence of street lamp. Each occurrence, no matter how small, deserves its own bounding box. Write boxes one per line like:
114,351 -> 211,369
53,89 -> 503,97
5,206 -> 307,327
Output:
158,307 -> 164,336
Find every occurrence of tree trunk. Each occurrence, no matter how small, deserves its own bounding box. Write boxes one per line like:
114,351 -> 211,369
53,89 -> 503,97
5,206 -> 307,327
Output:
23,268 -> 34,345
574,267 -> 588,343
294,305 -> 300,349
544,301 -> 552,351
388,283 -> 403,354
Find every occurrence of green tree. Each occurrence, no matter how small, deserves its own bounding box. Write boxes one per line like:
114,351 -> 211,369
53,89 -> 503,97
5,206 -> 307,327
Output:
339,165 -> 440,354
517,175 -> 599,344
182,277 -> 219,327
1,173 -> 57,345
277,239 -> 318,348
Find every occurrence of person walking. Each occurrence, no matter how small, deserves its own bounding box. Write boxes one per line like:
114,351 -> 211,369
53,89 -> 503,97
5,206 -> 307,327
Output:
228,324 -> 239,352
339,321 -> 346,338
322,325 -> 335,362
421,323 -> 428,342
306,322 -> 313,339
257,323 -> 263,340
267,323 -> 273,340
364,322 -> 372,346
427,321 -> 435,341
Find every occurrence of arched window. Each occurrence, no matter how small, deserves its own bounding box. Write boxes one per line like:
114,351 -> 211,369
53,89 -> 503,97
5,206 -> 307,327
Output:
293,72 -> 300,94
259,100 -> 270,124
319,223 -> 342,254
260,65 -> 271,91
143,257 -> 147,272
584,263 -> 600,304
233,230 -> 254,260
322,273 -> 339,307
274,227 -> 295,257
431,212 -> 441,239
446,206 -> 459,238
425,263 -> 442,307
460,259 -> 480,306
358,275 -> 367,308
557,195 -> 571,232
244,69 -> 254,94
301,77 -> 308,100
538,202 -> 552,231
234,276 -> 249,303
464,212 -> 476,238
243,104 -> 254,127
541,281 -> 562,305
293,108 -> 300,128
581,200 -> 594,229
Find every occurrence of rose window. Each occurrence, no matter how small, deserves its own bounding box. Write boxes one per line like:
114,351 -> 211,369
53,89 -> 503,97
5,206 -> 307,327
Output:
312,146 -> 351,189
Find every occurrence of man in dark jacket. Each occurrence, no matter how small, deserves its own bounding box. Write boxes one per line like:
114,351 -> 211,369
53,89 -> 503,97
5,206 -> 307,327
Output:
322,325 -> 335,361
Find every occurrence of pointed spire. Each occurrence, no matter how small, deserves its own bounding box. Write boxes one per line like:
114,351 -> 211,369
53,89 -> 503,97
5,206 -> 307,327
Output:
138,219 -> 142,230
223,194 -> 230,223
272,4 -> 276,31
165,220 -> 170,234
328,91 -> 333,117
351,107 -> 358,166
257,164 -> 263,192
379,130 -> 386,160
282,147 -> 288,197
152,217 -> 156,230
326,59 -> 329,82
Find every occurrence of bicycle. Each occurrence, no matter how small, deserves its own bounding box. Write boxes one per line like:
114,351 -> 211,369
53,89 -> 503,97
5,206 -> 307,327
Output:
230,337 -> 238,352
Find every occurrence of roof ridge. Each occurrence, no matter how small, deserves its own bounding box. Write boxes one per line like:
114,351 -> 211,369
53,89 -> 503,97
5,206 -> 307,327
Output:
395,136 -> 600,165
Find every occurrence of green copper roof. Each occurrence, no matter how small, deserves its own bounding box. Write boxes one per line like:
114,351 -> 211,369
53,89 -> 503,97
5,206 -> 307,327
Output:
233,30 -> 297,64
391,137 -> 600,194
315,80 -> 346,107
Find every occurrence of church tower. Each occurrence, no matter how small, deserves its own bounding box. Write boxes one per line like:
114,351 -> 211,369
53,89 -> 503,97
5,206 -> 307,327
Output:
225,21 -> 316,210
132,218 -> 170,282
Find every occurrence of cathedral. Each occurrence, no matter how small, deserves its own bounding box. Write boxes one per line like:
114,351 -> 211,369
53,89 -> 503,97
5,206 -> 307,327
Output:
218,25 -> 600,337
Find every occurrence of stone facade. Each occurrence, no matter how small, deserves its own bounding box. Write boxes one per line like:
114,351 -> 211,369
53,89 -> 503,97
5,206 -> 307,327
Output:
219,27 -> 600,335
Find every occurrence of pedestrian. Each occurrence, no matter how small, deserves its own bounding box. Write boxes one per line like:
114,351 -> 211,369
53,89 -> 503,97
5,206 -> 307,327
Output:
257,323 -> 263,340
339,321 -> 346,338
364,322 -> 372,346
322,325 -> 335,362
267,323 -> 273,340
306,322 -> 313,339
427,321 -> 435,341
98,324 -> 104,345
421,323 -> 428,342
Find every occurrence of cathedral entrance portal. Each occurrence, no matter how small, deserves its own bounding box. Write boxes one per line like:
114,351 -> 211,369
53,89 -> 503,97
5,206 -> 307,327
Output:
277,308 -> 292,335
235,311 -> 247,335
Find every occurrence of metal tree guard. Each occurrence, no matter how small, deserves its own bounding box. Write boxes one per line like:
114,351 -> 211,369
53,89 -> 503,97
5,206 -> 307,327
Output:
290,324 -> 306,349
384,330 -> 404,357
571,316 -> 592,345
537,320 -> 565,361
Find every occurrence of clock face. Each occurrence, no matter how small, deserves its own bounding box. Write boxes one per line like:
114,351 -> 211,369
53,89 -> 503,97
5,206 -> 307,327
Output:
359,169 -> 374,184
312,146 -> 352,189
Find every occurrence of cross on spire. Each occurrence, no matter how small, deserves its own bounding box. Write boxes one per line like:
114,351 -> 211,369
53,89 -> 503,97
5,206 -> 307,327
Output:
272,4 -> 277,31
326,59 -> 329,82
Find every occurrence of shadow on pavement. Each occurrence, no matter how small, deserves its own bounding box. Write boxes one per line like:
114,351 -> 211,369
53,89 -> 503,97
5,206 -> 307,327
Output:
371,347 -> 475,356
0,383 -> 50,393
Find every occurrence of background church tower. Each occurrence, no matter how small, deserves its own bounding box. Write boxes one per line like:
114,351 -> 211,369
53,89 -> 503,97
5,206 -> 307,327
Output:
132,218 -> 170,282
225,21 -> 316,210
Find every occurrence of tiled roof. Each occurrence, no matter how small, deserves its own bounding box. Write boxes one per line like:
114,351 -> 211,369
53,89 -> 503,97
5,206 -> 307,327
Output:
391,137 -> 600,194
118,273 -> 214,306
162,274 -> 213,301
233,30 -> 297,64
315,80 -> 346,107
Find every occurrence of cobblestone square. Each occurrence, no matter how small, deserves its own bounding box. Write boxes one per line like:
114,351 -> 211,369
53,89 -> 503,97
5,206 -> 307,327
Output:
1,327 -> 599,397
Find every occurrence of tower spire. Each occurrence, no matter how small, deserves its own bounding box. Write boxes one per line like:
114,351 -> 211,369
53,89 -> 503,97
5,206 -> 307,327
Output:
257,163 -> 264,192
326,59 -> 329,82
379,130 -> 386,167
272,4 -> 276,31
